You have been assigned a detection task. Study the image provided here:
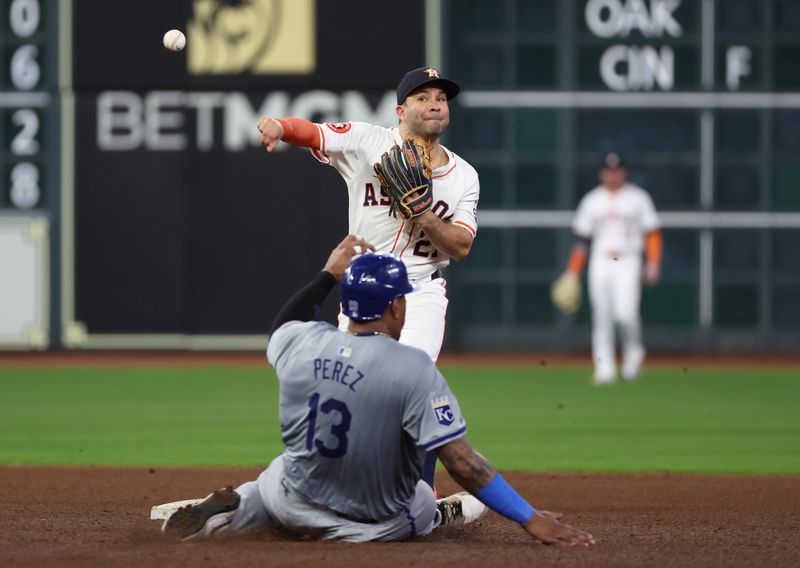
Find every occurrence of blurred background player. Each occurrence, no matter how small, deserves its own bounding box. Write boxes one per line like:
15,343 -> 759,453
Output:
557,153 -> 662,384
256,66 -> 480,363
163,235 -> 594,547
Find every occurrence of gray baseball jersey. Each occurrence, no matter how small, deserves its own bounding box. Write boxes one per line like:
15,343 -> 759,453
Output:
267,320 -> 467,521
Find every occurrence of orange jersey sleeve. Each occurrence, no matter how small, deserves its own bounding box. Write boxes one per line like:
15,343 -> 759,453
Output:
275,117 -> 321,149
645,230 -> 663,265
567,247 -> 588,275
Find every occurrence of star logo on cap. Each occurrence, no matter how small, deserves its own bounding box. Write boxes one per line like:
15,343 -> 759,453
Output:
424,67 -> 440,78
605,153 -> 621,168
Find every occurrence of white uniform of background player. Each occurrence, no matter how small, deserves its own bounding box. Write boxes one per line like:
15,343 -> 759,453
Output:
567,153 -> 662,384
257,67 -> 479,362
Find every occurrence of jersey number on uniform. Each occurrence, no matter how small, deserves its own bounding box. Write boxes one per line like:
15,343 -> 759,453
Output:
413,204 -> 453,259
306,393 -> 352,458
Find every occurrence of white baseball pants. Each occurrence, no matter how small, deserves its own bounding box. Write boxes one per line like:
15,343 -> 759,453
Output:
338,275 -> 448,362
588,253 -> 645,380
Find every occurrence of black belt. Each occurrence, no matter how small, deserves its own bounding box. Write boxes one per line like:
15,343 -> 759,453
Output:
410,270 -> 442,285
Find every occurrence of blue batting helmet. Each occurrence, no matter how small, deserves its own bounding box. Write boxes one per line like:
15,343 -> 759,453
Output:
341,252 -> 418,322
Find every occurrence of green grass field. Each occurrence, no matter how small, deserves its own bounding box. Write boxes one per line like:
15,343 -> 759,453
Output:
1,364 -> 798,474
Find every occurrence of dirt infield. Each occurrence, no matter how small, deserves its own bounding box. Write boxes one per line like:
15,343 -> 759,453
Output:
1,467 -> 798,568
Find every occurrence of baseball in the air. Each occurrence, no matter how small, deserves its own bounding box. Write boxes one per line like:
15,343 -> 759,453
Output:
162,29 -> 186,52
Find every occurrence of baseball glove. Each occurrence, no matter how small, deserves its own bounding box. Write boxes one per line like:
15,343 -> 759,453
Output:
373,137 -> 433,220
550,272 -> 582,314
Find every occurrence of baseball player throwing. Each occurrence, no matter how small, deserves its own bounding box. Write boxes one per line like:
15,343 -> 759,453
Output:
256,66 -> 480,363
162,235 -> 594,546
552,153 -> 662,384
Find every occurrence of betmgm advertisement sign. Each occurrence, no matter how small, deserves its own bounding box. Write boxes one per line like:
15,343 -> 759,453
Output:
67,0 -> 424,344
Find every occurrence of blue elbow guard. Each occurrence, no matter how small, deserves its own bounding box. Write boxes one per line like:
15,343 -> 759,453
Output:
475,473 -> 536,524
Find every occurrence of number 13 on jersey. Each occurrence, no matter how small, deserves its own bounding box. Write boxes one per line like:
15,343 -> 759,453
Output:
306,393 -> 352,458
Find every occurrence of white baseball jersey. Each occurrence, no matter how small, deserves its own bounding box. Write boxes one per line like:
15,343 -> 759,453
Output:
572,182 -> 660,257
310,122 -> 480,280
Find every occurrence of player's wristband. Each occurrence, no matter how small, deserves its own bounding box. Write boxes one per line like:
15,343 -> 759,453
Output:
475,473 -> 536,524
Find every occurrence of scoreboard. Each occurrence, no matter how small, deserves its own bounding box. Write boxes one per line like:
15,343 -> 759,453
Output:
0,0 -> 58,349
447,0 -> 800,213
0,0 -> 56,212
446,0 -> 800,92
442,0 -> 800,350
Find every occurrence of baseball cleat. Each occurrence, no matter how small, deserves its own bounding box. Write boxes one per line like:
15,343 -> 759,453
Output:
592,365 -> 617,385
161,487 -> 240,541
622,347 -> 645,381
592,373 -> 616,386
621,368 -> 642,382
436,491 -> 487,527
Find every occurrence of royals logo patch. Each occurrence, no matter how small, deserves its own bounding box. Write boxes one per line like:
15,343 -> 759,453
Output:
432,397 -> 455,426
